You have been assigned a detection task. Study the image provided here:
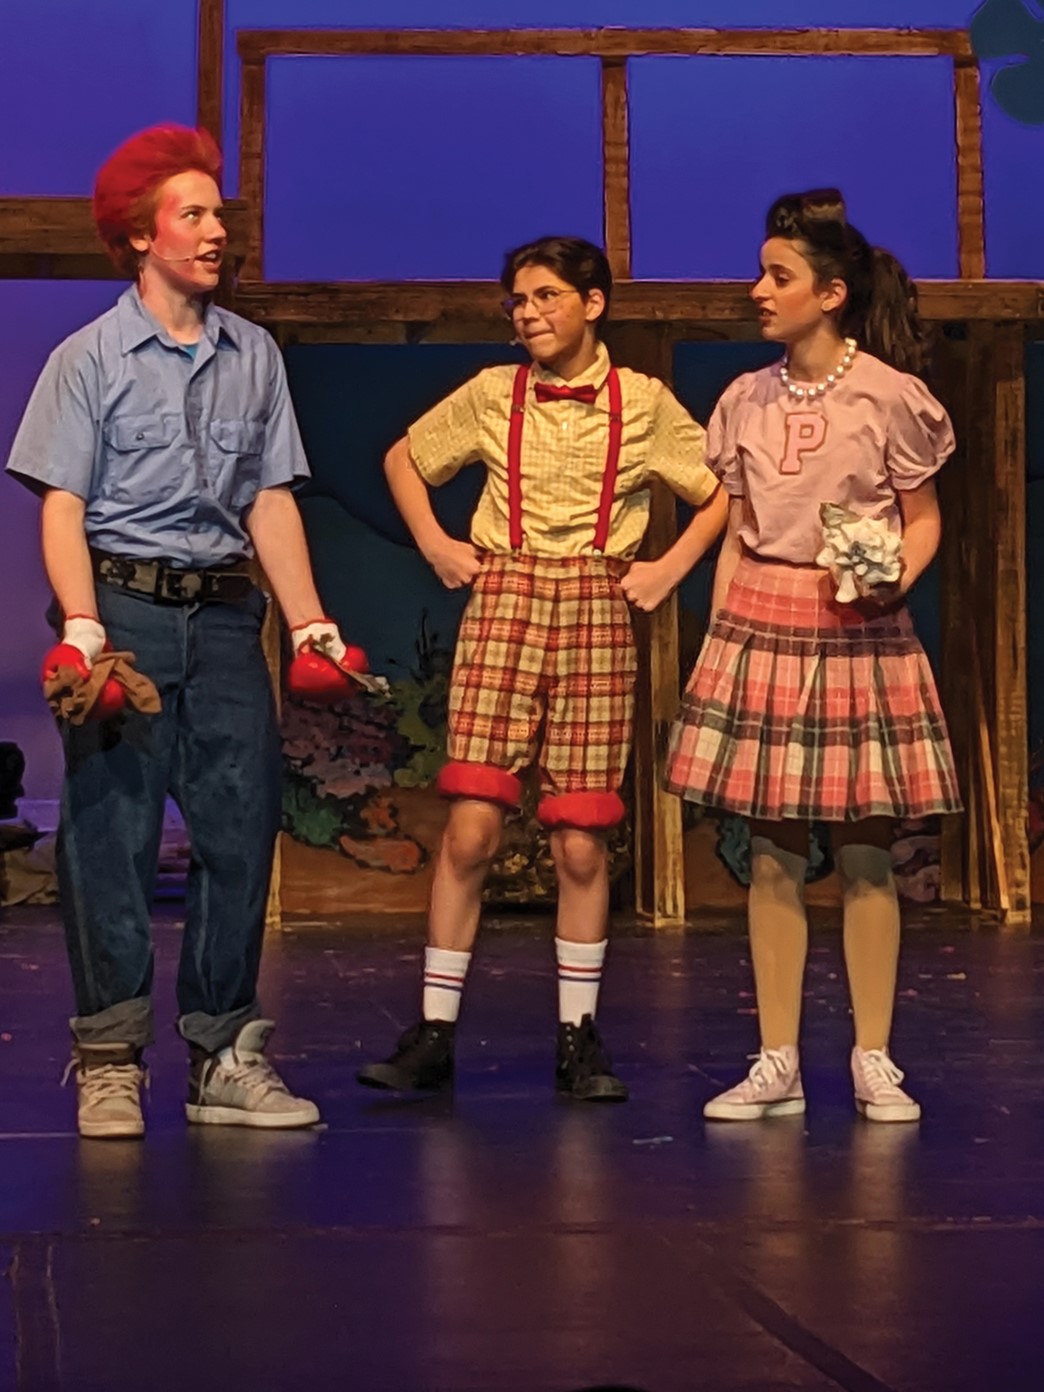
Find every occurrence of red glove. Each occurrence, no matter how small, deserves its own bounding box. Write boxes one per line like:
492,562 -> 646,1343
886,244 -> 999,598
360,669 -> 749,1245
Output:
287,619 -> 369,703
41,616 -> 125,721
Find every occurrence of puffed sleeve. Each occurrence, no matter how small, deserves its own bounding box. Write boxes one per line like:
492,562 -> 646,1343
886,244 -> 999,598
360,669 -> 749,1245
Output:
885,375 -> 955,490
706,374 -> 752,497
407,369 -> 489,487
642,383 -> 717,506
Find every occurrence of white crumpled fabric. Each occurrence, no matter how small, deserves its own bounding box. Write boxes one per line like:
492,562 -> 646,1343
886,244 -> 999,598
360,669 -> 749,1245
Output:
815,503 -> 902,605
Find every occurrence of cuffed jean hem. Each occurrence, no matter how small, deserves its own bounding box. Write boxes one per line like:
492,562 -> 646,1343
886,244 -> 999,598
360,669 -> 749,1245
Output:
177,999 -> 262,1054
70,996 -> 155,1048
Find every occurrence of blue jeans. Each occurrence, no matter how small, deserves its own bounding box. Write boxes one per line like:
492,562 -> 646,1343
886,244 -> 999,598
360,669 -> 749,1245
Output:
57,583 -> 282,1053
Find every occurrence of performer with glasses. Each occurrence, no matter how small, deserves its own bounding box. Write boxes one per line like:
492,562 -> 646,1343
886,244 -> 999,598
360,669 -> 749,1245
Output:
357,235 -> 726,1102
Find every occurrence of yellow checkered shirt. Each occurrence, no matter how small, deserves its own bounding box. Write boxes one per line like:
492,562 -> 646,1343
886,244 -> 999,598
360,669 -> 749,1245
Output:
407,342 -> 716,559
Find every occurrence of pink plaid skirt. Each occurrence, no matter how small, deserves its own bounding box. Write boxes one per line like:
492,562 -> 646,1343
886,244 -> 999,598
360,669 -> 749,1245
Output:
665,555 -> 961,822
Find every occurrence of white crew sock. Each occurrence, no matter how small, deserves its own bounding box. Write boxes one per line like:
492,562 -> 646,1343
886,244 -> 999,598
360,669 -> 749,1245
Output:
422,947 -> 471,1023
555,937 -> 607,1026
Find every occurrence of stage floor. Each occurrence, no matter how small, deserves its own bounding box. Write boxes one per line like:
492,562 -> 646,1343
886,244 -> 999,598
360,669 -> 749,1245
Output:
1,904 -> 1042,1392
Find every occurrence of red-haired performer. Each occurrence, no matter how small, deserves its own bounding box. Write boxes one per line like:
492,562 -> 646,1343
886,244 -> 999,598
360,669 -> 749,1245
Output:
356,237 -> 726,1102
6,125 -> 364,1138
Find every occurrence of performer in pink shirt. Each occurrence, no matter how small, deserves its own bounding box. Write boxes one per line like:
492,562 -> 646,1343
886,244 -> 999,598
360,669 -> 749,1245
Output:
667,189 -> 960,1124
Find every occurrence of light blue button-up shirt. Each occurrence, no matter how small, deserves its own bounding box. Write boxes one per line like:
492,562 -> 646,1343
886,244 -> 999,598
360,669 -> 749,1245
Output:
5,286 -> 310,567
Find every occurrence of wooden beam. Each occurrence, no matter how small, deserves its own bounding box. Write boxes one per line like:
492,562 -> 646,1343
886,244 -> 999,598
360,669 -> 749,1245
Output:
606,322 -> 686,927
237,28 -> 973,61
196,0 -> 225,143
601,58 -> 631,281
0,198 -> 249,278
984,322 -> 1030,920
231,278 -> 1044,328
239,59 -> 267,281
940,324 -> 1031,921
954,57 -> 986,278
936,332 -> 971,906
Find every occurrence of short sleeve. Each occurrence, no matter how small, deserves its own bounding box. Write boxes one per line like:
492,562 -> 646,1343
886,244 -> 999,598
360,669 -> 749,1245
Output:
407,372 -> 488,487
5,343 -> 99,498
642,383 -> 717,506
885,376 -> 955,490
259,333 -> 310,488
706,374 -> 752,498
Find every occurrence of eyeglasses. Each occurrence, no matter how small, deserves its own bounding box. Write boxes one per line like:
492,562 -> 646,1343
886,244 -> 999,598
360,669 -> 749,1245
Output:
501,287 -> 581,319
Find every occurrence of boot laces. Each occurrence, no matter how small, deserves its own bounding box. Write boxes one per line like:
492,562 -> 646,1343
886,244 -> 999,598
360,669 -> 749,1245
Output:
569,1020 -> 612,1078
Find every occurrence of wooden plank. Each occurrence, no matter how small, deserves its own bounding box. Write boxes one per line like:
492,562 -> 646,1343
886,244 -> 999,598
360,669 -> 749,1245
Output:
950,323 -> 1031,921
601,58 -> 631,281
954,58 -> 986,279
238,28 -> 973,60
196,0 -> 225,143
606,322 -> 686,927
0,197 -> 107,254
239,59 -> 266,281
972,639 -> 1011,912
232,278 -> 1044,328
0,197 -> 249,252
935,332 -> 971,905
988,322 -> 1031,920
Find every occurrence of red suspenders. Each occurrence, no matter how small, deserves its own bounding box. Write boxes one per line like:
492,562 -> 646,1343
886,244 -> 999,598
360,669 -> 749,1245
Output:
593,367 -> 623,553
507,364 -> 529,552
506,363 -> 623,554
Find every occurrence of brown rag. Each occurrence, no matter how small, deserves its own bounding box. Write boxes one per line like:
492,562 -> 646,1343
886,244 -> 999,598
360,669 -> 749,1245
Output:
43,651 -> 161,725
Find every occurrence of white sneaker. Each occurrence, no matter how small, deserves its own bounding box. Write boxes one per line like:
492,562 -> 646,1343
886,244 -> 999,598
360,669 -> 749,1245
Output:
852,1047 -> 921,1123
186,1020 -> 320,1129
65,1043 -> 146,1139
703,1046 -> 805,1121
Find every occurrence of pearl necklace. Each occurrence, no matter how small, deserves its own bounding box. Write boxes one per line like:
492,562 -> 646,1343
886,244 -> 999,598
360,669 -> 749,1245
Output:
779,337 -> 858,402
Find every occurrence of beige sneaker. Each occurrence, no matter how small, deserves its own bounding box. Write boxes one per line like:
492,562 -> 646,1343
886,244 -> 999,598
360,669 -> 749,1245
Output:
703,1046 -> 805,1121
852,1047 -> 921,1123
64,1043 -> 146,1139
186,1020 -> 320,1129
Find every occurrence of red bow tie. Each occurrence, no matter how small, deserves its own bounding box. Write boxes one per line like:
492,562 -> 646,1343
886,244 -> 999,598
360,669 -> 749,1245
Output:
533,382 -> 599,404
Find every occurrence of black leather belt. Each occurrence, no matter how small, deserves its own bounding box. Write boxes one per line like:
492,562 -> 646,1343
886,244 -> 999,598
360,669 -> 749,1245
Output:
91,551 -> 254,605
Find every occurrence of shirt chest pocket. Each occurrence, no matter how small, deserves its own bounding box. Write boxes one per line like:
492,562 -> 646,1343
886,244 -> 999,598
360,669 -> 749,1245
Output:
209,418 -> 266,509
100,414 -> 181,504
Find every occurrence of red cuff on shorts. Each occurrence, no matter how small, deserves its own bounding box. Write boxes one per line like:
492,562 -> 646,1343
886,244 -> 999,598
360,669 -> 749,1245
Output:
435,761 -> 522,809
537,791 -> 627,829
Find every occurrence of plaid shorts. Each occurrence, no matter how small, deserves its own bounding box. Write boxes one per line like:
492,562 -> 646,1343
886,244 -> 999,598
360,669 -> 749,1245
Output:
665,555 -> 961,822
447,553 -> 638,796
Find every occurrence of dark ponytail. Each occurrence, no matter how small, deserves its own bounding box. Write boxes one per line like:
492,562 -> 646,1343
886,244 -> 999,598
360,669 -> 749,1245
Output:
765,189 -> 928,377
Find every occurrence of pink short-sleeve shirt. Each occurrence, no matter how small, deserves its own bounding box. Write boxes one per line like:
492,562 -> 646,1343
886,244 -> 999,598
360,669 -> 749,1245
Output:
709,352 -> 955,564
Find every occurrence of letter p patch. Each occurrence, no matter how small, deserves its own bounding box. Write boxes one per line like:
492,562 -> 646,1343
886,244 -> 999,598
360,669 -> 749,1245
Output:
780,413 -> 828,475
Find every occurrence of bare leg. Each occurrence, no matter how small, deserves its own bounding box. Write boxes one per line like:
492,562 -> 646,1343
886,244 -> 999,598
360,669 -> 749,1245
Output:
427,799 -> 505,952
550,827 -> 610,945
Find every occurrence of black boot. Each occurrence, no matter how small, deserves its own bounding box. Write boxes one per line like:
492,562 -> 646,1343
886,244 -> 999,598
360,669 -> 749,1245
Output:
556,1014 -> 628,1102
356,1020 -> 455,1093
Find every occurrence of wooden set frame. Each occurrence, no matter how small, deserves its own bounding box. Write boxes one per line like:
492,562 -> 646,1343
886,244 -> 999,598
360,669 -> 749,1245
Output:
1,3 -> 1041,923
